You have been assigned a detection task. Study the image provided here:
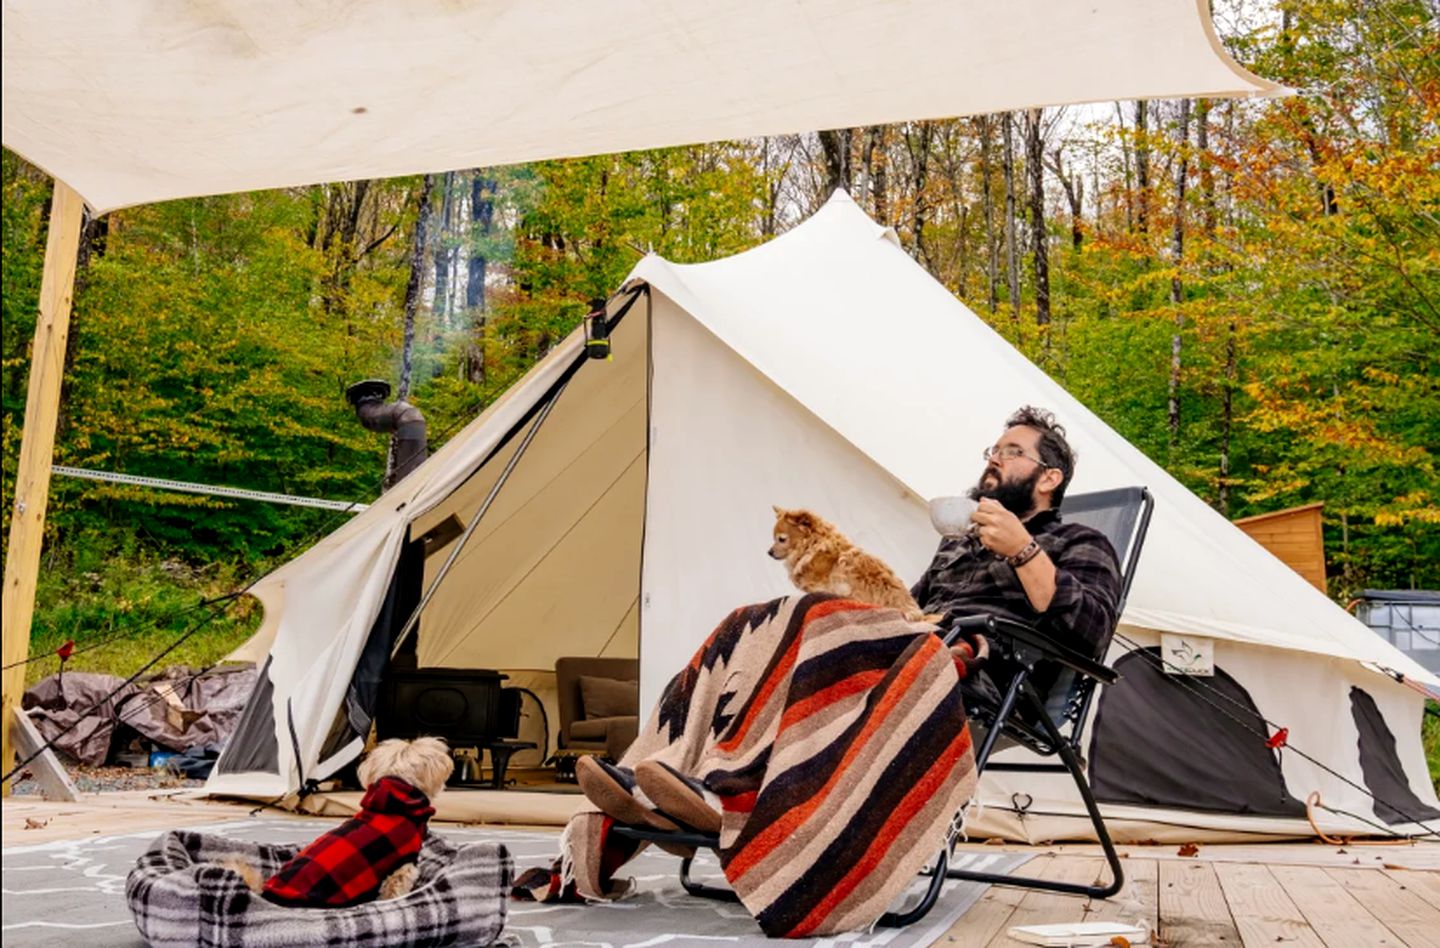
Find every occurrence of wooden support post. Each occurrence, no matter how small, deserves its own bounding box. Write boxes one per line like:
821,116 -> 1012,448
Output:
11,709 -> 81,801
2,180 -> 85,795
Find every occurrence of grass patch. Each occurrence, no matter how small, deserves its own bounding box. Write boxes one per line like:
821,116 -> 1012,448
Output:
23,547 -> 261,689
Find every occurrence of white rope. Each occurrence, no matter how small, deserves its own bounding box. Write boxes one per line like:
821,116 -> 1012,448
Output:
51,465 -> 368,512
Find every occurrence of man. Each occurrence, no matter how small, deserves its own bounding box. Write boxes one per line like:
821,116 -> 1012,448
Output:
911,405 -> 1122,710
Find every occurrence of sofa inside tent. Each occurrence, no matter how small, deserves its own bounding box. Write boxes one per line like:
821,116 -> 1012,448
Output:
210,192 -> 1440,842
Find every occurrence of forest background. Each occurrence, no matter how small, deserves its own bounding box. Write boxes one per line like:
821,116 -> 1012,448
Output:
2,0 -> 1436,724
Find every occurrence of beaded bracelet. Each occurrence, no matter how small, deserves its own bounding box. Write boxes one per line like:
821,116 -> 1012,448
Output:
1006,539 -> 1042,568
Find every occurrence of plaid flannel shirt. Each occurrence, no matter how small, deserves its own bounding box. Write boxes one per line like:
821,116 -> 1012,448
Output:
910,507 -> 1121,659
263,775 -> 435,908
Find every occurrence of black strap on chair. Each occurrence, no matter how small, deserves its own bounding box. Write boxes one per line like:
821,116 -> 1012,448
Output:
942,486 -> 1153,900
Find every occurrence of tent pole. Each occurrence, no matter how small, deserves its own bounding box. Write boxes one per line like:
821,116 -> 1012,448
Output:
2,181 -> 85,795
389,376 -> 571,661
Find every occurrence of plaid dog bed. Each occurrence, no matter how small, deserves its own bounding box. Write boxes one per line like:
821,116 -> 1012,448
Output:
126,829 -> 511,948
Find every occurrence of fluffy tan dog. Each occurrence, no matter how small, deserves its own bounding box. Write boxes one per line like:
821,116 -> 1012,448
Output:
226,737 -> 454,904
768,506 -> 929,622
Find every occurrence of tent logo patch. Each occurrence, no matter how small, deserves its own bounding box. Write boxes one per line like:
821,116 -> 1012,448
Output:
1160,634 -> 1214,676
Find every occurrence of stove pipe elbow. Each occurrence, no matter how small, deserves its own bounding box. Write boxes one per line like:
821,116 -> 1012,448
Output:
346,379 -> 428,485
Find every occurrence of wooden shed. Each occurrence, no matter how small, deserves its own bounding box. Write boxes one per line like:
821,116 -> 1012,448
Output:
1234,502 -> 1327,593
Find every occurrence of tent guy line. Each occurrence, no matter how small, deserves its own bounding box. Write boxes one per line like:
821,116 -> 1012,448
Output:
51,466 -> 371,513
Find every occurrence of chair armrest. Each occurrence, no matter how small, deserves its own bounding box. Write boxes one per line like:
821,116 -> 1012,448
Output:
945,615 -> 1118,685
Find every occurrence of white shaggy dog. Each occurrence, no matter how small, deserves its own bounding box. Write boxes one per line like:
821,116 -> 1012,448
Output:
227,737 -> 454,906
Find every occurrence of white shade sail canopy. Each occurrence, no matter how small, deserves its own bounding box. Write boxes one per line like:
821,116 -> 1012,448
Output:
3,0 -> 1279,212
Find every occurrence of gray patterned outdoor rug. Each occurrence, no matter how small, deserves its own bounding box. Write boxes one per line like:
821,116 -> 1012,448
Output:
2,817 -> 1030,947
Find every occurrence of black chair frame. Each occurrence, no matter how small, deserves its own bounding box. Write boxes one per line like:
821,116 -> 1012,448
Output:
945,486 -> 1153,900
615,486 -> 1154,923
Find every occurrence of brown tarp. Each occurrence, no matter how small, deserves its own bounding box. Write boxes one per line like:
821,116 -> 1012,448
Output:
23,664 -> 257,766
23,672 -> 138,766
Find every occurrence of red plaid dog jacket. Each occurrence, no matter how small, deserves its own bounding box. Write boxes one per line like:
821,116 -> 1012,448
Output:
263,775 -> 435,907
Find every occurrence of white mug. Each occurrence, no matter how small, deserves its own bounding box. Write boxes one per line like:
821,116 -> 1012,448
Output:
928,496 -> 978,538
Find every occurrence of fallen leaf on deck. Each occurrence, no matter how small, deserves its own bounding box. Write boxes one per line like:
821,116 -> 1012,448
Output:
1177,842 -> 1200,857
24,817 -> 49,830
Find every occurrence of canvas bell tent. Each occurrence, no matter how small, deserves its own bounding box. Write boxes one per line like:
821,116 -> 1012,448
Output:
1,0 -> 1285,792
208,193 -> 1440,842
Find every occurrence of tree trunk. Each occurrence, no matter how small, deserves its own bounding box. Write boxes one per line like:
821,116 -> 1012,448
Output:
979,117 -> 1000,314
397,175 -> 435,403
1002,113 -> 1021,326
432,172 -> 455,327
907,122 -> 934,268
1168,99 -> 1191,452
465,173 -> 495,386
60,209 -> 109,430
1196,98 -> 1216,238
391,174 -> 435,484
318,179 -> 376,320
1025,109 -> 1050,329
1135,100 -> 1150,235
760,137 -> 780,237
1218,318 -> 1237,515
865,126 -> 889,225
1047,147 -> 1084,251
466,174 -> 493,312
817,129 -> 853,197
1115,102 -> 1134,233
1091,141 -> 1104,239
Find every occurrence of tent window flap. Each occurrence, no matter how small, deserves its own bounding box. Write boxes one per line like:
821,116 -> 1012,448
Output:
1088,649 -> 1304,817
1349,686 -> 1440,825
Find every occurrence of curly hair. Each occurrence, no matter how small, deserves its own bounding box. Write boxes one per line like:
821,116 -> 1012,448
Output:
1005,406 -> 1077,506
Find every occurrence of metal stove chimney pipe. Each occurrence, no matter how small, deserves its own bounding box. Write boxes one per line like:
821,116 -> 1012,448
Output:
345,379 -> 427,488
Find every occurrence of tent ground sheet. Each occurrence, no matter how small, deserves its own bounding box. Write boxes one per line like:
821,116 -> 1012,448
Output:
2,816 -> 1029,947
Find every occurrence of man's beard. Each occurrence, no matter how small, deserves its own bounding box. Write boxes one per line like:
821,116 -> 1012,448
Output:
968,464 -> 1041,517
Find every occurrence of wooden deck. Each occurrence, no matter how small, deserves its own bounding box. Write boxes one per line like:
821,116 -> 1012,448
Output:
944,843 -> 1440,947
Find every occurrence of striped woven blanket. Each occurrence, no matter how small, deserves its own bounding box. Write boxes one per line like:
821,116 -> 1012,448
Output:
524,593 -> 977,937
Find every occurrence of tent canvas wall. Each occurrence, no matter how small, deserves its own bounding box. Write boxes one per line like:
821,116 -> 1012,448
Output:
210,193 -> 1439,841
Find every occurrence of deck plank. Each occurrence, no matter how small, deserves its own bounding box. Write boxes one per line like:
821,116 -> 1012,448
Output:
983,857 -> 1103,948
1213,862 -> 1326,948
1083,858 -> 1158,933
1271,864 -> 1407,947
941,855 -> 1036,948
1327,867 -> 1440,948
1159,859 -> 1243,947
1383,867 -> 1440,906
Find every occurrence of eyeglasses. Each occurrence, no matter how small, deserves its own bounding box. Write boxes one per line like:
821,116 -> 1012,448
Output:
982,444 -> 1048,466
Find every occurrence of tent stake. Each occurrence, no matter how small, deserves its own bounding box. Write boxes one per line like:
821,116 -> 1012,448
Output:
2,181 -> 85,795
389,377 -> 571,661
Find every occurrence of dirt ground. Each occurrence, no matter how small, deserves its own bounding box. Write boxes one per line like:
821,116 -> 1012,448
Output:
8,761 -> 204,796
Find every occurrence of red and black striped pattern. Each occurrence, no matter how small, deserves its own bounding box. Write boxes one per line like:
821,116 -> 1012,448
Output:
563,594 -> 976,937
